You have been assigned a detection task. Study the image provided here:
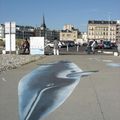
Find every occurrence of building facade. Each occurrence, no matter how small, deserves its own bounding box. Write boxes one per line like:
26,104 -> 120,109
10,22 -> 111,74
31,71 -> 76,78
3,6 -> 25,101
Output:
0,23 -> 35,40
35,27 -> 59,42
47,30 -> 60,42
88,20 -> 117,42
0,24 -> 5,40
16,25 -> 35,39
63,24 -> 74,31
60,24 -> 81,42
81,32 -> 88,43
116,20 -> 120,42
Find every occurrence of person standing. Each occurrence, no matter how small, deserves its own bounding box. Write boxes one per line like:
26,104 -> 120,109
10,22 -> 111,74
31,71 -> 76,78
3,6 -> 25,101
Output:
53,38 -> 59,55
23,38 -> 30,54
116,41 -> 120,55
91,40 -> 97,54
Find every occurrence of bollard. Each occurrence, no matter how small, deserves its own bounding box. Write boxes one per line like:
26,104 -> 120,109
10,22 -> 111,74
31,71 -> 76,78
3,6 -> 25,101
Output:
67,45 -> 69,52
114,52 -> 119,56
2,50 -> 6,54
77,45 -> 79,52
16,50 -> 19,55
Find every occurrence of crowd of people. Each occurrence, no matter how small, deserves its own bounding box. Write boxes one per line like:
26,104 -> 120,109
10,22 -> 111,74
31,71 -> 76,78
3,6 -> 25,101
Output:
86,40 -> 120,55
18,38 -> 120,56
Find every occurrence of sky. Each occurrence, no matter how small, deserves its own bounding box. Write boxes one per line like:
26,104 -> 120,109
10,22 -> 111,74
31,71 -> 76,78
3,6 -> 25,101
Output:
0,0 -> 120,31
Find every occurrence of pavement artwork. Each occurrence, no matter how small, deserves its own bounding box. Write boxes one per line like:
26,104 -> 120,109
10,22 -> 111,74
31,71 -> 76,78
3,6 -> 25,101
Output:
107,63 -> 120,67
18,61 -> 98,120
88,57 -> 120,68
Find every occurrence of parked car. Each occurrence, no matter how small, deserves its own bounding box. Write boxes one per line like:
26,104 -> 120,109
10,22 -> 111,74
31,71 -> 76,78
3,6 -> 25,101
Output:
111,42 -> 117,48
58,41 -> 66,48
97,42 -> 104,49
46,42 -> 54,48
103,41 -> 112,49
63,41 -> 75,47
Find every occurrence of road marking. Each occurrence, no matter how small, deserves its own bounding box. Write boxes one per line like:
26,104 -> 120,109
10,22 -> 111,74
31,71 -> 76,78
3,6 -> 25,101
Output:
1,77 -> 7,82
102,60 -> 113,63
107,63 -> 120,67
103,51 -> 113,54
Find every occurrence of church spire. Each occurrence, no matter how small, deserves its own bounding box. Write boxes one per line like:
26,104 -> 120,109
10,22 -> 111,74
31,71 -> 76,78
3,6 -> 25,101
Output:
41,15 -> 46,29
43,15 -> 46,28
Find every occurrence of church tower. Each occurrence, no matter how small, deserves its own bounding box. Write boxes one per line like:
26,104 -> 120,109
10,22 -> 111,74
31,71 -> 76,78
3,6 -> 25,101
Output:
40,15 -> 47,38
40,15 -> 46,30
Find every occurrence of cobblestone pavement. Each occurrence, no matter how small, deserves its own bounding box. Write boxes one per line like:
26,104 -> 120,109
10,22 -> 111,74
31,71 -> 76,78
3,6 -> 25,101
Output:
0,54 -> 45,73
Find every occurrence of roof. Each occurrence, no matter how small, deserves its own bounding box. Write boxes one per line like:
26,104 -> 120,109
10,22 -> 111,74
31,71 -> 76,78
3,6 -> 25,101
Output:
88,20 -> 117,24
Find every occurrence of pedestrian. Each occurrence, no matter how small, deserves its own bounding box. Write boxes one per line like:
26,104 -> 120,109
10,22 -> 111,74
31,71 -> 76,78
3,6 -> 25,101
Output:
53,38 -> 59,55
23,38 -> 30,54
91,40 -> 97,54
86,40 -> 92,54
116,41 -> 120,55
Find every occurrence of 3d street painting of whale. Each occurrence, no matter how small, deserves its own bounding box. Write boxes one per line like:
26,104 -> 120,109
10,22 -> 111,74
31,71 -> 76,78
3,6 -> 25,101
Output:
18,61 -> 98,120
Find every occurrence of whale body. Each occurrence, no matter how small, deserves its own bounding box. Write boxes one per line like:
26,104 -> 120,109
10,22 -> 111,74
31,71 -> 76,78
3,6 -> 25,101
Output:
18,61 -> 97,120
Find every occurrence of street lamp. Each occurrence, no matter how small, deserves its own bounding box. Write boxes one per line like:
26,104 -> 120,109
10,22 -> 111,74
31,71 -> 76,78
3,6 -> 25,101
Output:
23,26 -> 24,40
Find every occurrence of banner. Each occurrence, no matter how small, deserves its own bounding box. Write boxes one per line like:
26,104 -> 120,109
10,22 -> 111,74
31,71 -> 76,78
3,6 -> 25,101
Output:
30,37 -> 44,55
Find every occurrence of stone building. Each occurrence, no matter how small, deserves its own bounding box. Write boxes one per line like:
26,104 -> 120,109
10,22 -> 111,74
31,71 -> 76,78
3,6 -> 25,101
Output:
16,25 -> 35,39
116,20 -> 120,42
87,20 -> 117,42
0,24 -> 5,40
60,24 -> 81,42
0,23 -> 35,40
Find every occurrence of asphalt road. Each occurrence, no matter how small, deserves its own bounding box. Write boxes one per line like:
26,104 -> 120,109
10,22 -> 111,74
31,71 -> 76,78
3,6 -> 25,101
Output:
0,55 -> 120,120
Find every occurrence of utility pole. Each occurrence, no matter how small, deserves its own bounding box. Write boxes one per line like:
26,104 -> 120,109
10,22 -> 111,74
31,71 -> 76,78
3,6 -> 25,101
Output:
108,13 -> 111,41
9,22 -> 11,54
23,26 -> 24,40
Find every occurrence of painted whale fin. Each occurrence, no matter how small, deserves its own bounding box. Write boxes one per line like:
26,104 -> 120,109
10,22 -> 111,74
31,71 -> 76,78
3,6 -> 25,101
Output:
67,70 -> 98,77
81,70 -> 98,77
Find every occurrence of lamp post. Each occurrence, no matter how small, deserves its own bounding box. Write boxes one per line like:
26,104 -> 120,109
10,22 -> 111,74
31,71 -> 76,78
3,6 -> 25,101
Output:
23,26 -> 24,40
9,22 -> 11,54
108,13 -> 111,41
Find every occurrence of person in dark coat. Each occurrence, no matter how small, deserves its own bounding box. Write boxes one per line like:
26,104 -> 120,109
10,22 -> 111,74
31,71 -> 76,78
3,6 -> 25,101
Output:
23,38 -> 30,54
